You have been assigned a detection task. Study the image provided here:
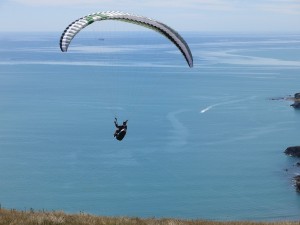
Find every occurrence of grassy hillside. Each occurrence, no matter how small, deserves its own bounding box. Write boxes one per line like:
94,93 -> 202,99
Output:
0,208 -> 299,225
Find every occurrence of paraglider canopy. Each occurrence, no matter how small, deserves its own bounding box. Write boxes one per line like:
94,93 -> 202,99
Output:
60,11 -> 193,67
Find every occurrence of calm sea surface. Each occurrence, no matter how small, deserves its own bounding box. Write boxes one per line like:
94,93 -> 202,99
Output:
0,31 -> 300,220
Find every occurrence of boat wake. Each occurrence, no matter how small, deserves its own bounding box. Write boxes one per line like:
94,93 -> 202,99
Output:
200,96 -> 256,114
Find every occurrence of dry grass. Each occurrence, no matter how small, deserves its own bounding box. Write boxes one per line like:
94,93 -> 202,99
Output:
0,208 -> 299,225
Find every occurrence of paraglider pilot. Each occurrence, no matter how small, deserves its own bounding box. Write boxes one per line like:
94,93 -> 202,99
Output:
114,118 -> 128,141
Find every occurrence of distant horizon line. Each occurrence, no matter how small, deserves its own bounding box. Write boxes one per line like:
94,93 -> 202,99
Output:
1,30 -> 300,35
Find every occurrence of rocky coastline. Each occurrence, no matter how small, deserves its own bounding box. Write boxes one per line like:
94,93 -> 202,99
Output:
294,175 -> 300,192
270,92 -> 300,109
283,93 -> 300,192
290,92 -> 300,108
284,146 -> 300,192
284,146 -> 300,157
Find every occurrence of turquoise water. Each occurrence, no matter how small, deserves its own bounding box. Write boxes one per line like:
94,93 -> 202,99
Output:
0,32 -> 300,220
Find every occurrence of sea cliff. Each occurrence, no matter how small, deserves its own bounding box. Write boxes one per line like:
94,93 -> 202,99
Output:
284,146 -> 300,192
290,92 -> 300,108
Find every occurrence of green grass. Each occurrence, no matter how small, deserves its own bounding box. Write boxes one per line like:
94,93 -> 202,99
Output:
0,208 -> 299,225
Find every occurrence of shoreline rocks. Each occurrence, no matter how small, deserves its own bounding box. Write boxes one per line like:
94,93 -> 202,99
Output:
293,175 -> 300,192
290,102 -> 300,108
270,92 -> 300,108
284,146 -> 300,192
291,92 -> 300,108
284,146 -> 300,157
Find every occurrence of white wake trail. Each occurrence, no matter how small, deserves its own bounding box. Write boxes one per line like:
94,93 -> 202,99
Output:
200,106 -> 213,113
200,96 -> 256,114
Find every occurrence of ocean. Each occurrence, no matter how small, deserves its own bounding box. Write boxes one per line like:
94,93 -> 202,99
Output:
0,31 -> 300,221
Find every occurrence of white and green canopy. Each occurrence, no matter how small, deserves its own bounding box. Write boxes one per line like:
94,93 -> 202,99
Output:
60,11 -> 193,68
